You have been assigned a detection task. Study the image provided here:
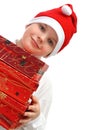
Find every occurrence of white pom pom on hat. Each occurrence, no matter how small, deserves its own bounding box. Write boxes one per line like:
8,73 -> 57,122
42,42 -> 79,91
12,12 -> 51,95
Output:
28,4 -> 77,57
61,4 -> 72,16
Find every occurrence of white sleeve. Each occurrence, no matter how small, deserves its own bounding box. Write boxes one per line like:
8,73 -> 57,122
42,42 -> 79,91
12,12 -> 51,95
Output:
18,72 -> 53,130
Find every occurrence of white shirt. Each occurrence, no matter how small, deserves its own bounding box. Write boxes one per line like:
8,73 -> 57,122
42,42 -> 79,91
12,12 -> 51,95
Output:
0,72 -> 52,130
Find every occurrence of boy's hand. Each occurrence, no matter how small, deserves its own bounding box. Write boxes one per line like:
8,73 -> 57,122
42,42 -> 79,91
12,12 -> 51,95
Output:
19,95 -> 40,124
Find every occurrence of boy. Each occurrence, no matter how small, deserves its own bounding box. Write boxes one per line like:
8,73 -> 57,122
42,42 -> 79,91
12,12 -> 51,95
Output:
0,3 -> 77,130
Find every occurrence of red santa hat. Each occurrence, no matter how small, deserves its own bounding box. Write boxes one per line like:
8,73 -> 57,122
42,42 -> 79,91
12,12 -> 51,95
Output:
28,4 -> 77,56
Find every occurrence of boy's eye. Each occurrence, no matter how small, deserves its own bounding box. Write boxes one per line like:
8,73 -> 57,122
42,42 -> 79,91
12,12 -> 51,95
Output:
39,24 -> 45,32
48,39 -> 54,46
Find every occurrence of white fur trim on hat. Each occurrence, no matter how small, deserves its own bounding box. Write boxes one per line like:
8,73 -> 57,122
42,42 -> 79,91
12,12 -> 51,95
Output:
28,16 -> 65,56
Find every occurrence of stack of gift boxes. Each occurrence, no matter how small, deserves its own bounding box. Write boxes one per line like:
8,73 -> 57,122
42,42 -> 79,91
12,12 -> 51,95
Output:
0,35 -> 48,129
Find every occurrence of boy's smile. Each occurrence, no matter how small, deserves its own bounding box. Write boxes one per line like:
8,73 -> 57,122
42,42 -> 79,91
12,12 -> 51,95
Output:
31,36 -> 40,49
18,23 -> 58,58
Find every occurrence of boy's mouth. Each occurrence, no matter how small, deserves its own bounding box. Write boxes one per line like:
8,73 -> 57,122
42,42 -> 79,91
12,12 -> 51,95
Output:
31,37 -> 39,49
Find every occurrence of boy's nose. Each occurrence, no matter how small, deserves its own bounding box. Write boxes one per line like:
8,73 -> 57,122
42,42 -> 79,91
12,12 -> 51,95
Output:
37,34 -> 46,44
37,36 -> 42,43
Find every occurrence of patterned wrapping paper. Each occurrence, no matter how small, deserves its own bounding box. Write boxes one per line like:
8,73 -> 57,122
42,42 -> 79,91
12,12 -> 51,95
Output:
0,94 -> 24,129
0,60 -> 38,105
0,35 -> 48,82
0,35 -> 49,129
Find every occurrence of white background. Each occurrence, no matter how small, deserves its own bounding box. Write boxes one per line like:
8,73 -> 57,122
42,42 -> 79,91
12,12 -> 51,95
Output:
0,0 -> 87,130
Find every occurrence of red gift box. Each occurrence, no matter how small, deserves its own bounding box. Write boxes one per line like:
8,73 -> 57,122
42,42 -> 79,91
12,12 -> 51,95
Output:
0,102 -> 24,129
0,35 -> 49,129
0,35 -> 48,82
0,91 -> 26,129
0,60 -> 38,105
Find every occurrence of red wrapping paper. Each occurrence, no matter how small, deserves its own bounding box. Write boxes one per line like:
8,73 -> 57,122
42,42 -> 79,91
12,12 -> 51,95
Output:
0,35 -> 49,129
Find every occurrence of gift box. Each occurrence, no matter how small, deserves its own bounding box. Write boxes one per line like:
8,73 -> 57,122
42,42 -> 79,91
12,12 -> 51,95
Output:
0,35 -> 48,82
0,60 -> 38,105
0,91 -> 26,129
0,35 -> 49,129
0,102 -> 23,129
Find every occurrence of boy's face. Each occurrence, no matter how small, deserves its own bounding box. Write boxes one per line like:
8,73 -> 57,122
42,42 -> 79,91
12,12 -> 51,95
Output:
20,23 -> 58,57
